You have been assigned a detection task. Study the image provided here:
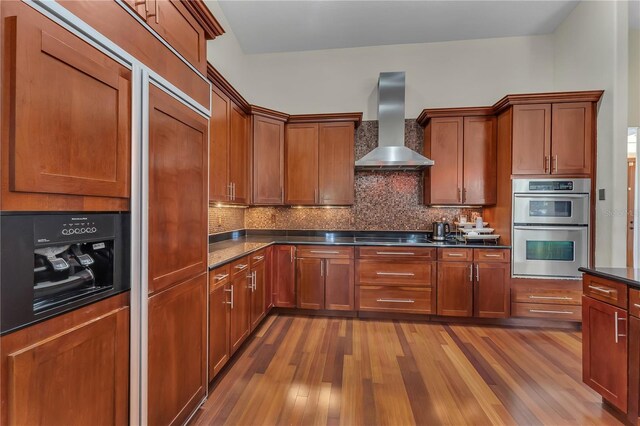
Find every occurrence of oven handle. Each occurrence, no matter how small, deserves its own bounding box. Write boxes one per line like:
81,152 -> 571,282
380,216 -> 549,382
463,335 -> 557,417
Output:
514,194 -> 589,198
513,226 -> 588,231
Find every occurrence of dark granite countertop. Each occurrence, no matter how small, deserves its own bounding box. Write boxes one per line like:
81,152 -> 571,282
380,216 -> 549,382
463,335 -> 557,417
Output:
579,267 -> 640,289
209,235 -> 511,270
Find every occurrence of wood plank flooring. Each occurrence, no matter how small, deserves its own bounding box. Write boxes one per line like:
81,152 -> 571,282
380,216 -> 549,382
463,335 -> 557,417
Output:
191,315 -> 622,426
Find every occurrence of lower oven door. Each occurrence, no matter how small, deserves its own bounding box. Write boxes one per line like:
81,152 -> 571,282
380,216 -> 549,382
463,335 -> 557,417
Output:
513,226 -> 588,279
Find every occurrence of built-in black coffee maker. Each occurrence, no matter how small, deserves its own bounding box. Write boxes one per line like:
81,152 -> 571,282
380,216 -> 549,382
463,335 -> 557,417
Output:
1,212 -> 129,334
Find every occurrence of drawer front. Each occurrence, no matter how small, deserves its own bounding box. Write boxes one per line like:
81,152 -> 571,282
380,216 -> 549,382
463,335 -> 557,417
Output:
210,264 -> 231,289
296,246 -> 354,259
512,286 -> 582,306
438,248 -> 473,262
583,274 -> 628,309
630,288 -> 640,318
249,249 -> 267,267
230,257 -> 250,277
511,302 -> 581,321
357,260 -> 435,286
357,246 -> 436,260
358,285 -> 434,314
474,249 -> 510,263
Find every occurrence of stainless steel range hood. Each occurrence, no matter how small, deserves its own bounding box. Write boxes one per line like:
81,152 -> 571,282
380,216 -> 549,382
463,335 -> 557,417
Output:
355,72 -> 434,171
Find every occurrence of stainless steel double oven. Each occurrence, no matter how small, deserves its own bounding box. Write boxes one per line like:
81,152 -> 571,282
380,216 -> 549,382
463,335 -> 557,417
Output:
512,178 -> 590,279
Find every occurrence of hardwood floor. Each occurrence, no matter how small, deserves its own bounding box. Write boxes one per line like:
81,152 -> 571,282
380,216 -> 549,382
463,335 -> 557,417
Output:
191,315 -> 622,426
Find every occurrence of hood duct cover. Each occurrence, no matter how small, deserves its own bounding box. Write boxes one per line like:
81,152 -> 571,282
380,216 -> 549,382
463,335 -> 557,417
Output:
355,72 -> 434,171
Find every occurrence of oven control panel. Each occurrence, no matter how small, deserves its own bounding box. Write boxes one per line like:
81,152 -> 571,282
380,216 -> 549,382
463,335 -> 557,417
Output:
34,214 -> 117,245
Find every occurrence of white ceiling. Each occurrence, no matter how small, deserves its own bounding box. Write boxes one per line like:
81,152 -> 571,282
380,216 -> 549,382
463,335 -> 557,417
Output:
217,0 -> 580,54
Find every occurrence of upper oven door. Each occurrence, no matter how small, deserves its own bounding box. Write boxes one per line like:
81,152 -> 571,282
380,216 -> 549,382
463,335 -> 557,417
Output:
513,194 -> 589,225
512,226 -> 588,278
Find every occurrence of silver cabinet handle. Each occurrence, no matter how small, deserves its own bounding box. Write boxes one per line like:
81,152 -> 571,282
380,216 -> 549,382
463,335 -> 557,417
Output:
588,285 -> 613,294
376,298 -> 415,303
553,154 -> 558,173
469,264 -> 473,282
225,286 -> 234,309
247,272 -> 254,291
634,303 -> 640,309
227,183 -> 233,200
214,273 -> 229,281
376,251 -> 415,256
310,250 -> 340,254
545,155 -> 550,173
529,309 -> 573,314
320,259 -> 324,277
529,295 -> 573,301
448,253 -> 464,257
314,188 -> 318,203
252,271 -> 257,291
253,255 -> 264,261
376,272 -> 415,277
235,263 -> 248,271
475,264 -> 479,282
483,254 -> 502,258
290,247 -> 294,263
615,311 -> 627,343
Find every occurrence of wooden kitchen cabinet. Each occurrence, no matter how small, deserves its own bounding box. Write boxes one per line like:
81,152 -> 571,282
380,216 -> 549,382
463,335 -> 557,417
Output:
273,245 -> 297,307
582,295 -> 628,412
252,110 -> 287,205
324,258 -> 355,311
229,103 -> 250,204
296,257 -> 325,310
209,265 -> 230,380
474,261 -> 510,318
318,122 -> 355,205
285,124 -> 319,205
250,251 -> 267,330
230,258 -> 251,355
148,273 -> 207,426
512,104 -> 551,175
420,112 -> 496,206
148,84 -> 208,295
1,2 -> 131,211
437,261 -> 474,317
0,294 -> 129,426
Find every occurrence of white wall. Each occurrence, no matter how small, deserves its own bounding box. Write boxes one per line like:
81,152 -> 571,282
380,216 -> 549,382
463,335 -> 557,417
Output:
554,0 -> 629,267
206,0 -> 555,120
631,29 -> 640,127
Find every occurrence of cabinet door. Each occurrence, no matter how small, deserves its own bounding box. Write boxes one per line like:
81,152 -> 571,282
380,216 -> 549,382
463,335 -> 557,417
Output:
229,272 -> 251,355
273,245 -> 296,307
149,273 -> 207,426
209,277 -> 230,379
250,261 -> 266,330
229,103 -> 249,204
318,122 -> 355,205
424,118 -> 463,205
474,262 -> 510,318
6,9 -> 130,200
551,102 -> 593,175
296,258 -> 324,310
145,0 -> 207,73
210,85 -> 230,202
463,116 -> 497,205
285,124 -> 319,205
325,258 -> 354,310
148,85 -> 208,294
253,116 -> 284,204
265,247 -> 274,310
5,306 -> 128,426
437,262 -> 473,317
512,104 -> 551,175
582,296 -> 628,412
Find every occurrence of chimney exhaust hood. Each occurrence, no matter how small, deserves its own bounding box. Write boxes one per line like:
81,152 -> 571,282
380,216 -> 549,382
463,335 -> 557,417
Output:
355,72 -> 434,171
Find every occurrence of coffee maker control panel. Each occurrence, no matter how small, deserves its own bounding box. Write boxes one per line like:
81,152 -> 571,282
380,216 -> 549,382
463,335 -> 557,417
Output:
34,214 -> 116,246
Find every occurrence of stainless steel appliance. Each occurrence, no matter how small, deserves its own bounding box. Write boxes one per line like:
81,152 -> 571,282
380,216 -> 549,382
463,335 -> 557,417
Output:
512,178 -> 590,279
432,221 -> 451,241
0,212 -> 130,334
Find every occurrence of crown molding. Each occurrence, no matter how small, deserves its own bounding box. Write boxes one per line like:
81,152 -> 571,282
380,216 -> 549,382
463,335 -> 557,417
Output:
492,90 -> 604,114
249,105 -> 289,122
416,107 -> 494,126
206,63 -> 250,113
287,112 -> 363,127
180,0 -> 225,40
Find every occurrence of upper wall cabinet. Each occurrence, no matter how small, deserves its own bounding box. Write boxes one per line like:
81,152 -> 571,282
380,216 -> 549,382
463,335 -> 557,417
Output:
1,1 -> 131,212
495,92 -> 601,176
251,107 -> 288,205
122,0 -> 224,74
285,114 -> 361,206
418,109 -> 496,206
208,66 -> 251,205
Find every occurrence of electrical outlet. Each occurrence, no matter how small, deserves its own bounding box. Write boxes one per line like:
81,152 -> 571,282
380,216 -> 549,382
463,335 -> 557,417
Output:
598,189 -> 605,201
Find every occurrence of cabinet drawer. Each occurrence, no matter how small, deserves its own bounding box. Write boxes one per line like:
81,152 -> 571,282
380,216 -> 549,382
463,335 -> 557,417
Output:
511,302 -> 581,321
230,257 -> 250,277
210,264 -> 230,290
438,248 -> 473,262
296,246 -> 353,259
249,249 -> 267,267
357,260 -> 435,287
358,286 -> 434,314
583,275 -> 628,309
474,249 -> 510,263
512,286 -> 582,306
357,246 -> 435,260
630,288 -> 640,318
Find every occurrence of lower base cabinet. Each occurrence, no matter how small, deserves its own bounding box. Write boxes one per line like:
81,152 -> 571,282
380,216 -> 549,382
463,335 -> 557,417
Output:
149,273 -> 207,426
325,258 -> 355,310
230,259 -> 251,355
273,245 -> 296,307
209,265 -> 231,378
511,278 -> 582,321
358,285 -> 434,314
475,260 -> 510,318
437,261 -> 473,317
0,294 -> 129,426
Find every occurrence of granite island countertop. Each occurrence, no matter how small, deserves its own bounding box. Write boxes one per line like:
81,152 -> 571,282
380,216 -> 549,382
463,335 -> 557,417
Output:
579,267 -> 640,290
209,234 -> 511,270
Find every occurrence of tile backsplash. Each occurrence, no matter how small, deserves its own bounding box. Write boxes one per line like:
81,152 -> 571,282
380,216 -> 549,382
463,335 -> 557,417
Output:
209,119 -> 481,234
